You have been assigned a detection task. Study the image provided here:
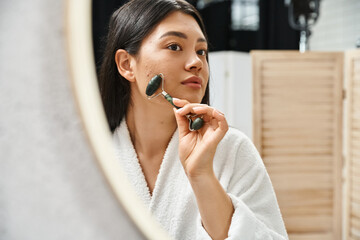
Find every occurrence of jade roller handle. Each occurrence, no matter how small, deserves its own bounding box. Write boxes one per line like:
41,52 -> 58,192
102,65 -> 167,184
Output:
146,74 -> 204,131
164,93 -> 179,109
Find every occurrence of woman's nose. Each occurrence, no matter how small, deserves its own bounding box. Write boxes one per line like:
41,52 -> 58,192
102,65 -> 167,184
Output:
185,52 -> 203,73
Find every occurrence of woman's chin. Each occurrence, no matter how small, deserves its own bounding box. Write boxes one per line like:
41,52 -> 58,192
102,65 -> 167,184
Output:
184,96 -> 204,104
172,92 -> 203,104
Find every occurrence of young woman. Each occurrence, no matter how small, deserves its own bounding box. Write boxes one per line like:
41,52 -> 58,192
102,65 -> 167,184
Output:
99,0 -> 288,239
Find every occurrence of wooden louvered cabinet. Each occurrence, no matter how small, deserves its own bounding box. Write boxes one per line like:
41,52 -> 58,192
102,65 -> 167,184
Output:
345,49 -> 360,240
251,51 -> 343,240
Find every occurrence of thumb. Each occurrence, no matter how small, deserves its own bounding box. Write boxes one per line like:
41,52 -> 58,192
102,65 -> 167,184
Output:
173,108 -> 190,138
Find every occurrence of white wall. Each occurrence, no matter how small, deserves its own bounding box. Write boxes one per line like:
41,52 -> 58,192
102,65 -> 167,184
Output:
209,51 -> 253,139
310,0 -> 360,51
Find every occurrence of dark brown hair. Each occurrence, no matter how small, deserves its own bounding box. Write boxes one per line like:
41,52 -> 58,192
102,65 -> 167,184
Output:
99,0 -> 210,132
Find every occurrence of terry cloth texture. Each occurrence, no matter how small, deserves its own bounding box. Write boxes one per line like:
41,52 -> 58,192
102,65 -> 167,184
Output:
113,120 -> 288,240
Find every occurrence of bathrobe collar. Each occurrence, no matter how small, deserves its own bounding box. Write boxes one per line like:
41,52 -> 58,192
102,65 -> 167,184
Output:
113,119 -> 185,211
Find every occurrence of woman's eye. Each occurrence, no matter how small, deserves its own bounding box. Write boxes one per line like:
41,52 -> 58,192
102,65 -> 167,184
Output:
167,44 -> 181,51
197,49 -> 208,56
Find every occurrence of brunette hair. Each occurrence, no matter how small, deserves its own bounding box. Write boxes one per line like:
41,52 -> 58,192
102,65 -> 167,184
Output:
99,0 -> 210,132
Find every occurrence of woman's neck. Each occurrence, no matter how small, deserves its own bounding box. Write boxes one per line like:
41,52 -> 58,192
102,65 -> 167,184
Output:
125,98 -> 177,159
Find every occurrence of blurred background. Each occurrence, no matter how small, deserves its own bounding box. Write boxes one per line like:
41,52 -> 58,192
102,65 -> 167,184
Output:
1,0 -> 360,239
92,0 -> 360,138
92,0 -> 360,63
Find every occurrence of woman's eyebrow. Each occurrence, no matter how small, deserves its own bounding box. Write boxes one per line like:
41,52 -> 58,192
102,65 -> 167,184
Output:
160,31 -> 187,39
160,31 -> 207,43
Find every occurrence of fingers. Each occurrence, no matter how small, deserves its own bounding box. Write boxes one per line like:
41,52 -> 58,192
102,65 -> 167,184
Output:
172,98 -> 189,108
191,106 -> 228,135
212,109 -> 229,140
173,99 -> 228,136
175,103 -> 207,117
173,108 -> 191,138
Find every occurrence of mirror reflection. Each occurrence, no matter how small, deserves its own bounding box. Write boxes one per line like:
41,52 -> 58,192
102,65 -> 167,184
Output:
92,0 -> 360,239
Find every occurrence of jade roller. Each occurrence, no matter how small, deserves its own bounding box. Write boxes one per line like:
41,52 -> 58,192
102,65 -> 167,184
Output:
145,73 -> 204,131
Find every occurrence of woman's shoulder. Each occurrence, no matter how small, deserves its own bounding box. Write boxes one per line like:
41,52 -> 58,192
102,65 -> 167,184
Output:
217,126 -> 261,163
214,126 -> 263,180
221,126 -> 252,147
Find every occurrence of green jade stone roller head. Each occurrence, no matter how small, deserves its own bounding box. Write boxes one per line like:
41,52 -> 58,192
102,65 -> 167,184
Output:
145,74 -> 204,131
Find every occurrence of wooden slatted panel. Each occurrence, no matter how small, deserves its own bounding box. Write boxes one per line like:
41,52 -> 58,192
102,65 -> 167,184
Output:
345,49 -> 360,240
251,51 -> 343,240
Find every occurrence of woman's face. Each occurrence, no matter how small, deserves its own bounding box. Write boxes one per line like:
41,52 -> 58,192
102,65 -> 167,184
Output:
131,11 -> 209,105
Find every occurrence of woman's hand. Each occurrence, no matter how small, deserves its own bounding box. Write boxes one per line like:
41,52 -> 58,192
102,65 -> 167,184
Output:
172,98 -> 229,179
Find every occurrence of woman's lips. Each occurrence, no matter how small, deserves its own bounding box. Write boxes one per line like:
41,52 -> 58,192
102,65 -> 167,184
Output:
181,76 -> 202,89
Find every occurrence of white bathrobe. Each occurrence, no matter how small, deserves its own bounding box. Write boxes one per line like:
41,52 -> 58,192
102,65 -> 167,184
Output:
113,120 -> 288,240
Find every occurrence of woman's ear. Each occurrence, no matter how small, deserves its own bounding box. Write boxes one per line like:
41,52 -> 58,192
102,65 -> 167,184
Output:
115,49 -> 136,82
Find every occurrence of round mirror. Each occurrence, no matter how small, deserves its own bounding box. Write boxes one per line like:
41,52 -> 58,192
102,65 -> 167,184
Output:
65,0 -> 170,239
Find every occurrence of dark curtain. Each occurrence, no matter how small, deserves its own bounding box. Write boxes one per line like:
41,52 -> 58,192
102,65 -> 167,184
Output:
92,0 -> 129,72
198,1 -> 232,51
258,0 -> 300,50
198,0 -> 300,51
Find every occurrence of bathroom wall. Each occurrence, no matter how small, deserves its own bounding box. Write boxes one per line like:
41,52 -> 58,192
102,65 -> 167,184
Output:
310,0 -> 360,51
0,1 -> 146,239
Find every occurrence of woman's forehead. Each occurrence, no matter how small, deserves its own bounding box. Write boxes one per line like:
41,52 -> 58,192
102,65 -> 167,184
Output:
150,11 -> 206,41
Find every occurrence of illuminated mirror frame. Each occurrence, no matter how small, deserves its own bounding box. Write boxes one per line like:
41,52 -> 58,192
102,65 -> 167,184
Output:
65,1 -> 170,239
